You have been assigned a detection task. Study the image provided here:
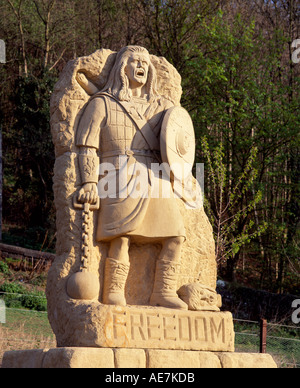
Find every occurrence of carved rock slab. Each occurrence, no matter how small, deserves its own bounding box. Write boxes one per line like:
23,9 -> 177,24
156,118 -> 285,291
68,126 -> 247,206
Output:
46,303 -> 234,352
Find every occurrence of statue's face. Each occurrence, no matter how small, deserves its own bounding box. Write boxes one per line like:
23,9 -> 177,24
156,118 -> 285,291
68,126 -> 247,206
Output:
125,52 -> 150,88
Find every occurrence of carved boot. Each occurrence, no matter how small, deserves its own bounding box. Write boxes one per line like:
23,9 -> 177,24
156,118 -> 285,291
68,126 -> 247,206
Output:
149,259 -> 188,310
102,258 -> 130,306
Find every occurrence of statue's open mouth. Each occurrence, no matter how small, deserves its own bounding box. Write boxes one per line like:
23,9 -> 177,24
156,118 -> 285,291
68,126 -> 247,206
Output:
136,69 -> 145,77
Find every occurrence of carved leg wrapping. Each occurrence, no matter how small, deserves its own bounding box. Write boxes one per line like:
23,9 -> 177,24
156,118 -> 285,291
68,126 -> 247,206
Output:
150,259 -> 188,310
102,258 -> 130,306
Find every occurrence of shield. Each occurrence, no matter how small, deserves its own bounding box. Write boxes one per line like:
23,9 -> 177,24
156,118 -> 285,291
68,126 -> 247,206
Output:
160,106 -> 195,180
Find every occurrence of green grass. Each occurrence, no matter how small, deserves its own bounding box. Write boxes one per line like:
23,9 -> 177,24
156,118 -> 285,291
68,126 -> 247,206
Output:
0,308 -> 56,366
3,308 -> 54,339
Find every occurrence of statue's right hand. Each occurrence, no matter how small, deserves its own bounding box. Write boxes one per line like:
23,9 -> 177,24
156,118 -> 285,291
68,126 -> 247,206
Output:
78,183 -> 98,204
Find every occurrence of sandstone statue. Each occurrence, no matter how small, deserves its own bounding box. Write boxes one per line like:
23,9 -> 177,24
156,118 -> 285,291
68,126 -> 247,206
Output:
72,45 -> 193,310
46,45 -> 223,348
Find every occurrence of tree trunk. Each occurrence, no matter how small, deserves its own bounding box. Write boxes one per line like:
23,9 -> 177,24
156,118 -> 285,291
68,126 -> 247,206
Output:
7,0 -> 28,76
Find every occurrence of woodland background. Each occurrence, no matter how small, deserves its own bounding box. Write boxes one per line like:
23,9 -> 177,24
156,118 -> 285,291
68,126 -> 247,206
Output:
0,0 -> 299,295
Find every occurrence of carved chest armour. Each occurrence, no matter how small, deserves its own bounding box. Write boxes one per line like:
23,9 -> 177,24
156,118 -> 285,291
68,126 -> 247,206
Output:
100,98 -> 148,154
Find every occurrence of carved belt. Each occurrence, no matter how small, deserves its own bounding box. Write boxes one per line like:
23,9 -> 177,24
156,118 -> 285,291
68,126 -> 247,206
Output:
101,149 -> 161,159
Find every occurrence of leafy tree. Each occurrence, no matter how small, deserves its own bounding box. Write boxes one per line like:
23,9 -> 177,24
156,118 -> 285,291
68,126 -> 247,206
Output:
201,137 -> 267,281
183,10 -> 299,290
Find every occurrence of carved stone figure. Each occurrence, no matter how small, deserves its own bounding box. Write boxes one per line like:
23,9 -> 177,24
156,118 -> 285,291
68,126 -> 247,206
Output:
46,46 -> 221,348
73,46 -> 188,310
177,283 -> 222,311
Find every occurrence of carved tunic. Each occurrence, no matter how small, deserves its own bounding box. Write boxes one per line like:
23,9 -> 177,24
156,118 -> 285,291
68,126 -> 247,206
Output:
76,94 -> 185,242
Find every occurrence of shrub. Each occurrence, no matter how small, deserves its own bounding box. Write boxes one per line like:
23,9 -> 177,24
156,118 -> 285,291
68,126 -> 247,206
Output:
0,282 -> 27,295
0,261 -> 10,275
20,293 -> 47,312
0,282 -> 26,308
0,282 -> 47,311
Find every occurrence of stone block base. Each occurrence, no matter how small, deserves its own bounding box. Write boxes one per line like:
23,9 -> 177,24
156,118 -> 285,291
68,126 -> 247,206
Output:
2,347 -> 277,368
51,303 -> 235,352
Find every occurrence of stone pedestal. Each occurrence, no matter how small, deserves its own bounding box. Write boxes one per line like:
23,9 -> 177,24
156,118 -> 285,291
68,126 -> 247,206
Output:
2,347 -> 277,368
48,304 -> 235,352
1,305 -> 277,368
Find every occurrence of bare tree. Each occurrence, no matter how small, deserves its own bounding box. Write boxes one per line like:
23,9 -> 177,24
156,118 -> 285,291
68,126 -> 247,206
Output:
33,0 -> 56,69
6,0 -> 28,75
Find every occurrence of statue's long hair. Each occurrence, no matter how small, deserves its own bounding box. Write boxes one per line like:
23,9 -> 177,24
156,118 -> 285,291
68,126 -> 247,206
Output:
101,46 -> 158,102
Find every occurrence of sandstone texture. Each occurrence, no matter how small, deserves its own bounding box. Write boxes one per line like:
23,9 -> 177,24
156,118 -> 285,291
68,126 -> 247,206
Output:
2,348 -> 277,369
46,48 -> 218,348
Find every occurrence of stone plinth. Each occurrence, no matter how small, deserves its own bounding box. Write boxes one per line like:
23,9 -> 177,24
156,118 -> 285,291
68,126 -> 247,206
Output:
49,303 -> 235,352
2,348 -> 277,369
